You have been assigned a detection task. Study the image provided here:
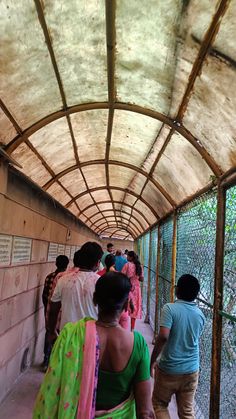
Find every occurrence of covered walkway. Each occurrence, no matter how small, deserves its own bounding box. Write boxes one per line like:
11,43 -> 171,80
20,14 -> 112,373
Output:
0,1 -> 235,418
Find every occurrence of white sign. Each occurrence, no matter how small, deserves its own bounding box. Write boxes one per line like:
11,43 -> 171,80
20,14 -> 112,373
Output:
58,244 -> 65,255
65,245 -> 71,258
48,242 -> 58,262
70,245 -> 76,259
0,234 -> 12,266
12,236 -> 32,264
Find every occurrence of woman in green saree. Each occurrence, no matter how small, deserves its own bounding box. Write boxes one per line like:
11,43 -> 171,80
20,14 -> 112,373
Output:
33,272 -> 154,419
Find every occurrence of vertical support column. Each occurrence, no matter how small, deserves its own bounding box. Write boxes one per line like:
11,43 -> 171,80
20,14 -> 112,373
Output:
154,224 -> 161,338
210,183 -> 226,419
144,230 -> 152,323
171,212 -> 177,302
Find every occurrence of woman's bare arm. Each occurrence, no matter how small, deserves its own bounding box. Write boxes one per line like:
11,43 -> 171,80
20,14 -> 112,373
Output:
134,379 -> 155,419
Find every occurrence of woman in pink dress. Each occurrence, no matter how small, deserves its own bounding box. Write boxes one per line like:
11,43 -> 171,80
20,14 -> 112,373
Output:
122,251 -> 144,331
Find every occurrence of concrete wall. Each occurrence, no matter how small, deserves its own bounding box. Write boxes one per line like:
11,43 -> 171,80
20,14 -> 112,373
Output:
0,163 -> 100,403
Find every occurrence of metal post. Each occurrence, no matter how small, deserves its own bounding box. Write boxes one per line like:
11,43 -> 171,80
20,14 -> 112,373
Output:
171,212 -> 177,302
210,182 -> 226,419
144,231 -> 152,323
154,224 -> 161,339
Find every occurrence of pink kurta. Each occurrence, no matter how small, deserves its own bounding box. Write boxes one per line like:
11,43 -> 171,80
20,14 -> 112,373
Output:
122,262 -> 143,319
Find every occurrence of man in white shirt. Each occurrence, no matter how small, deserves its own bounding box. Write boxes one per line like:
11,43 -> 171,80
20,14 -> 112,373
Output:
47,242 -> 103,338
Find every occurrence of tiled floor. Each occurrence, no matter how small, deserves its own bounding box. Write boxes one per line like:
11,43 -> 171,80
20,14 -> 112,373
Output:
0,320 -> 178,418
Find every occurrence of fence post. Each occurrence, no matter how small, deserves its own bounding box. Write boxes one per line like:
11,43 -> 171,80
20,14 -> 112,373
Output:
154,224 -> 161,339
210,182 -> 226,419
171,212 -> 177,302
144,231 -> 152,323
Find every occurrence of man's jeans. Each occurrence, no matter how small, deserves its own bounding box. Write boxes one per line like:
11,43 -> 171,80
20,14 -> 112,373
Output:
152,367 -> 199,419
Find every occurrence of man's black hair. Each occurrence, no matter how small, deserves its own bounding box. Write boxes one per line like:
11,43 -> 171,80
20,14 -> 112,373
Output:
107,242 -> 114,249
73,242 -> 103,269
56,255 -> 69,270
104,254 -> 115,270
94,272 -> 131,313
176,274 -> 200,302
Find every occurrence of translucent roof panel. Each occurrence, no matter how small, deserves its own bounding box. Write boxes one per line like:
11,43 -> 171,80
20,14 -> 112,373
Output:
110,110 -> 162,166
134,201 -> 157,226
0,109 -> 17,145
98,203 -> 113,212
142,125 -> 171,173
142,182 -> 173,217
82,165 -> 106,189
71,110 -> 108,162
123,194 -> 137,207
68,203 -> 79,217
116,0 -> 182,112
91,190 -> 110,203
111,190 -> 125,202
30,117 -> 76,173
60,169 -> 87,196
212,1 -> 236,61
153,133 -> 213,202
76,195 -> 94,212
47,182 -> 71,206
42,0 -> 107,105
109,165 -> 134,190
0,1 -> 61,129
183,63 -> 236,172
11,143 -> 51,187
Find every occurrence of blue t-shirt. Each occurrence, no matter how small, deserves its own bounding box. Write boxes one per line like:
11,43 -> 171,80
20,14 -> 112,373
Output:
158,300 -> 205,374
115,255 -> 127,272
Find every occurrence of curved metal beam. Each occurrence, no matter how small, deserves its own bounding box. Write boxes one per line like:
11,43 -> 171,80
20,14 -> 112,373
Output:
93,217 -> 141,236
65,186 -> 159,219
99,226 -> 136,239
5,102 -> 221,176
96,223 -> 137,238
89,209 -> 145,231
90,213 -> 143,234
42,160 -> 175,206
76,200 -> 151,227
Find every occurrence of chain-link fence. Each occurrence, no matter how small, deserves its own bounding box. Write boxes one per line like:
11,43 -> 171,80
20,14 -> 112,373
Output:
135,181 -> 235,418
141,233 -> 150,318
220,185 -> 236,419
176,190 -> 217,419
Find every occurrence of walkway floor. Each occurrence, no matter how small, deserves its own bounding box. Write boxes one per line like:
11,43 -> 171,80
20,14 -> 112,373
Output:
0,320 -> 178,418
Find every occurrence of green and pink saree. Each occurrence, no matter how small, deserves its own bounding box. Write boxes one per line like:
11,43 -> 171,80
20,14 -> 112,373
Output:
33,318 -> 136,419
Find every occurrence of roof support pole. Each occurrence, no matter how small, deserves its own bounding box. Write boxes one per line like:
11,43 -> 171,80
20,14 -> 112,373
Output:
144,231 -> 152,324
171,212 -> 177,302
209,182 -> 226,418
154,225 -> 161,340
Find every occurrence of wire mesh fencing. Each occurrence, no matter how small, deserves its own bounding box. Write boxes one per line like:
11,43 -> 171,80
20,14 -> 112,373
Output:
220,185 -> 236,419
142,232 -> 150,318
176,190 -> 217,419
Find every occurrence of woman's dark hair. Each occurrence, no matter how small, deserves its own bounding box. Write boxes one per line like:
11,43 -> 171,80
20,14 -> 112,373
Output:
94,272 -> 131,313
56,255 -> 69,270
73,242 -> 103,269
128,251 -> 142,276
176,274 -> 200,302
104,254 -> 115,271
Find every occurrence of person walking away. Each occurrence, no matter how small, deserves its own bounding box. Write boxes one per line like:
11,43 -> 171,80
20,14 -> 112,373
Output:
98,253 -> 116,276
42,255 -> 69,369
47,242 -> 103,341
33,272 -> 155,419
101,242 -> 114,267
122,251 -> 144,331
115,249 -> 127,271
151,274 -> 205,419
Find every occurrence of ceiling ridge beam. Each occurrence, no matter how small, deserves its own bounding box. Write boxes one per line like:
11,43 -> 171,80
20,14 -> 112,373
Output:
95,221 -> 139,236
77,200 -> 150,226
89,210 -> 144,231
176,0 -> 230,121
105,0 -> 117,227
99,226 -> 135,239
92,215 -> 142,235
96,224 -> 137,238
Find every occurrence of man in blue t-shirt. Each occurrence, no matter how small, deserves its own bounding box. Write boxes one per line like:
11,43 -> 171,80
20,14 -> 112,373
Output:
151,274 -> 205,419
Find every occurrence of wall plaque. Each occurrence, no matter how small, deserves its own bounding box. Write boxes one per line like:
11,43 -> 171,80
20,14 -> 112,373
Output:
70,245 -> 76,259
0,234 -> 12,266
12,236 -> 32,264
65,245 -> 71,258
58,244 -> 65,255
47,242 -> 58,262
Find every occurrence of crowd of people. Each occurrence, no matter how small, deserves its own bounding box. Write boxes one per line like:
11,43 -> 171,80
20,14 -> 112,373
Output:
35,241 -> 205,419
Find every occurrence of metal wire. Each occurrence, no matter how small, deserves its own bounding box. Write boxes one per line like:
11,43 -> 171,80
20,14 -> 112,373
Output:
176,190 -> 217,418
142,233 -> 150,317
220,185 -> 236,419
149,228 -> 158,330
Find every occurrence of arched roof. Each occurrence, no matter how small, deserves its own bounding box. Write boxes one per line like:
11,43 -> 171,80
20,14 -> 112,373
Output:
0,0 -> 235,239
